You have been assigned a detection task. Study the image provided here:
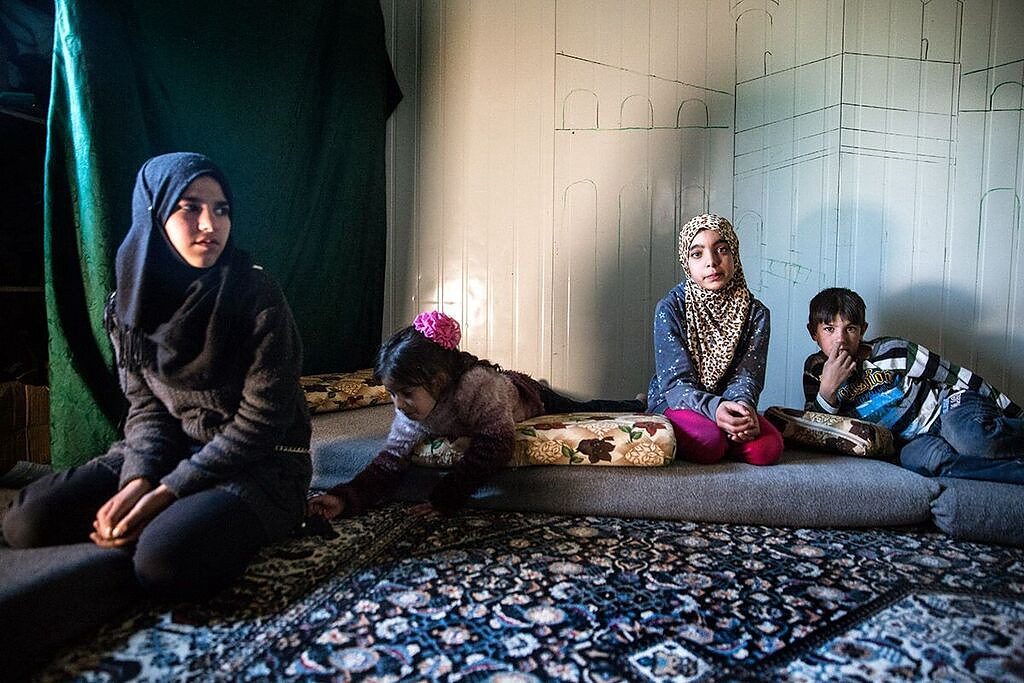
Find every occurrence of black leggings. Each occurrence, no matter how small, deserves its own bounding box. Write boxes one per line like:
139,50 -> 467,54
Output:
537,385 -> 645,414
2,460 -> 266,600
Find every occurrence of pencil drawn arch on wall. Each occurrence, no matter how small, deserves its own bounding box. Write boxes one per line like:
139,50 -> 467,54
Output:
555,179 -> 600,385
989,81 -> 1024,111
676,98 -> 710,128
620,95 -> 654,129
616,181 -> 655,386
734,8 -> 774,81
560,180 -> 599,241
734,210 -> 766,292
978,187 -> 1021,243
920,0 -> 965,60
731,0 -> 780,16
617,182 -> 652,220
976,187 -> 1020,299
734,210 -> 764,244
618,184 -> 651,240
679,184 -> 710,222
975,187 -> 1020,378
561,178 -> 598,209
562,89 -> 599,129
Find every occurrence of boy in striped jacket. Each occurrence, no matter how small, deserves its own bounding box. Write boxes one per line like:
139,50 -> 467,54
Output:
802,287 -> 1023,484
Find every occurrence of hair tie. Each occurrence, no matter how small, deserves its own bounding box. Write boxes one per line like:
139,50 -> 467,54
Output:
413,310 -> 461,350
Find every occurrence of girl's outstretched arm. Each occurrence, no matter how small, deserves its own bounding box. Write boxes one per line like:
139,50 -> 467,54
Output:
327,411 -> 426,516
428,369 -> 517,513
429,430 -> 513,513
307,492 -> 344,519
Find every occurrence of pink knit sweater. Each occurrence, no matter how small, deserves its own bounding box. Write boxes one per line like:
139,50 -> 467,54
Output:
328,365 -> 545,513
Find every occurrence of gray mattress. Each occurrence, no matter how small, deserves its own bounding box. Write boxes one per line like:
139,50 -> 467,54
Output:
311,405 -> 942,528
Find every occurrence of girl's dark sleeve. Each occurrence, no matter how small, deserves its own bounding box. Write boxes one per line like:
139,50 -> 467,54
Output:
117,364 -> 192,488
106,300 -> 189,489
428,372 -> 517,513
327,411 -> 425,516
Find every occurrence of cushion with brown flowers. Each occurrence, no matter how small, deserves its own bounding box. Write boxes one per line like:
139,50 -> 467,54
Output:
411,413 -> 676,467
764,406 -> 896,458
300,369 -> 391,414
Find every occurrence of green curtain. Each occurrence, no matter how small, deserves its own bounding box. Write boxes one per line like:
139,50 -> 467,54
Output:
45,0 -> 401,468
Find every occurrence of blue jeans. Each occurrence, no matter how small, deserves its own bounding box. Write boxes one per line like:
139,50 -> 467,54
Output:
900,390 -> 1024,484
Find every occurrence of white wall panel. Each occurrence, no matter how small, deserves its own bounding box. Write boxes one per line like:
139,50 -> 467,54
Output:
990,0 -> 1024,66
382,0 -> 555,382
408,1 -> 445,325
381,0 -> 418,336
550,0 -> 734,399
381,0 -> 1024,413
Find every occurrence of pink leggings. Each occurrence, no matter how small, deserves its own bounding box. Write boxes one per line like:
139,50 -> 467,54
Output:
664,408 -> 783,466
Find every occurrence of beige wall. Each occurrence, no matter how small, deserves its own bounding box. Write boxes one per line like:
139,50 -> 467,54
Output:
382,0 -> 1024,407
383,0 -> 561,386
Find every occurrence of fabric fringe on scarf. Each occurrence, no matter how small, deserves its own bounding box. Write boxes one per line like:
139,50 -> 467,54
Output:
103,292 -> 156,374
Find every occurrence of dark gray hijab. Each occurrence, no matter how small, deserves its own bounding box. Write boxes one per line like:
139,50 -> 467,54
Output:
109,152 -> 253,388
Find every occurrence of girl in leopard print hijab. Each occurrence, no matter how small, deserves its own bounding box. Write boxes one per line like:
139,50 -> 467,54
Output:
646,214 -> 783,466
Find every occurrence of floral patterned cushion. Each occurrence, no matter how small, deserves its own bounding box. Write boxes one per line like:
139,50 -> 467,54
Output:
412,413 -> 676,467
765,406 -> 896,458
300,369 -> 391,414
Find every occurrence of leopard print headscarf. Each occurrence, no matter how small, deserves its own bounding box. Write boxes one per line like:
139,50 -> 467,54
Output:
677,214 -> 751,392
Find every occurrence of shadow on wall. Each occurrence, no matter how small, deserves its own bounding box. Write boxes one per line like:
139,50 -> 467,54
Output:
615,185 -> 660,401
871,282 -> 951,352
876,282 -> 1020,401
755,207 -> 821,411
555,184 -> 657,403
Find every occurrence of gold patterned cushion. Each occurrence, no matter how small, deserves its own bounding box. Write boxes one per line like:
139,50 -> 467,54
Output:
412,413 -> 676,467
765,406 -> 896,458
300,369 -> 391,414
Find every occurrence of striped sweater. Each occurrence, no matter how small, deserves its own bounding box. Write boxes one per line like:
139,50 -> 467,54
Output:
802,336 -> 1021,443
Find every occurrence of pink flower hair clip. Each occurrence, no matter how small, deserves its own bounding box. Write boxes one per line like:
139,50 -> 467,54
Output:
413,310 -> 461,350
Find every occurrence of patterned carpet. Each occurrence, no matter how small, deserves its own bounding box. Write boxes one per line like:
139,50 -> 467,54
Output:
39,505 -> 1024,682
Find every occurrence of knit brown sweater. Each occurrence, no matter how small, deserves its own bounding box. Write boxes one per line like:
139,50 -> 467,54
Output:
99,267 -> 312,541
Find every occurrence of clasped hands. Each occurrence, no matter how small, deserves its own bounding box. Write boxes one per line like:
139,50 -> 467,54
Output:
90,478 -> 177,548
716,400 -> 760,443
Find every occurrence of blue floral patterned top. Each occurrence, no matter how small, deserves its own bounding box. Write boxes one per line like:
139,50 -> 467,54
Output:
647,282 -> 771,420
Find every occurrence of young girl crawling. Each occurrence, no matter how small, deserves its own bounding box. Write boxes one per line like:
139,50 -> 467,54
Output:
307,311 -> 643,517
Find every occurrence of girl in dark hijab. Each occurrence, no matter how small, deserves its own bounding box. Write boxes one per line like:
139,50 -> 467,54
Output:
3,153 -> 312,599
